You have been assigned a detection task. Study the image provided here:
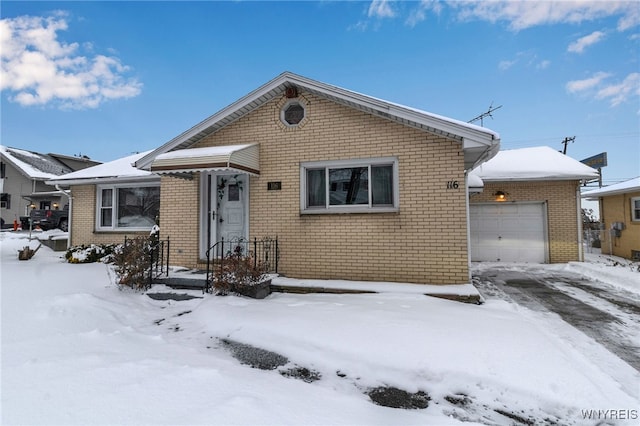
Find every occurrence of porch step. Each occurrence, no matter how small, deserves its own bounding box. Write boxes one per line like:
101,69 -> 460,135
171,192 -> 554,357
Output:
153,277 -> 206,290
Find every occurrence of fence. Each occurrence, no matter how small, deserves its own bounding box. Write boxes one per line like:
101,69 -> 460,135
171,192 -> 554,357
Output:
205,237 -> 278,292
122,235 -> 170,289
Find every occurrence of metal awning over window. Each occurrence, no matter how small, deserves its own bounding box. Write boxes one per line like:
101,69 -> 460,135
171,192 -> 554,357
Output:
150,144 -> 259,175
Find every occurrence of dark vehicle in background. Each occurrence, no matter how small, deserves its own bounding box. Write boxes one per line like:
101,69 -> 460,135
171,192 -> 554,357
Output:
30,204 -> 69,232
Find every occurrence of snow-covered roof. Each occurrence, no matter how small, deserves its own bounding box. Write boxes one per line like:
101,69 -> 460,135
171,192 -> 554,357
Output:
582,176 -> 640,199
469,146 -> 599,182
1,145 -> 73,180
47,151 -> 157,185
467,173 -> 484,193
135,71 -> 500,171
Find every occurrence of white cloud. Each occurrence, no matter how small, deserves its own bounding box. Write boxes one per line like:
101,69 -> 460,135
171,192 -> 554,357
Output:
1,13 -> 141,109
368,0 -> 396,19
536,60 -> 551,70
566,72 -> 639,107
406,0 -> 442,28
499,59 -> 517,70
498,51 -> 550,71
568,31 -> 606,53
566,72 -> 612,93
596,72 -> 640,106
450,1 -> 639,32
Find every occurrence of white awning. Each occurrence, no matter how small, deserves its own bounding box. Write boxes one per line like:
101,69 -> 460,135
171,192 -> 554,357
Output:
150,144 -> 259,175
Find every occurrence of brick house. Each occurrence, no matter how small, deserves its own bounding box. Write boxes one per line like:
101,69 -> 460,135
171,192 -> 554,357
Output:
50,72 -> 500,285
582,177 -> 640,260
468,146 -> 599,263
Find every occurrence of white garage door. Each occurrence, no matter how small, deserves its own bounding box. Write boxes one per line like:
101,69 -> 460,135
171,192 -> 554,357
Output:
470,203 -> 547,263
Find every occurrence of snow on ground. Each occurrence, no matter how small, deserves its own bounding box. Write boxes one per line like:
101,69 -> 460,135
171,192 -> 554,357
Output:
1,231 -> 638,425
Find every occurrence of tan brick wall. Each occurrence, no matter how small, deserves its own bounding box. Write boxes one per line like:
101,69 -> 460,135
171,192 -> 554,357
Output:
69,184 -> 150,246
159,91 -> 470,284
598,191 -> 640,259
470,180 -> 582,263
158,174 -> 201,268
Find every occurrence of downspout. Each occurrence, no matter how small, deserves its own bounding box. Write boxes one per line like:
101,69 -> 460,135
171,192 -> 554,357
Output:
576,184 -> 584,261
56,184 -> 72,249
465,171 -> 472,283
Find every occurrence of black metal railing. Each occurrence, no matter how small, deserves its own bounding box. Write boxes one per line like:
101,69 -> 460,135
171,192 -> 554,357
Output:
206,237 -> 278,292
122,235 -> 170,289
149,236 -> 170,285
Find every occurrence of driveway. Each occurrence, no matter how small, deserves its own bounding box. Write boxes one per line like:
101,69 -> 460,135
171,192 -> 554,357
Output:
473,266 -> 640,372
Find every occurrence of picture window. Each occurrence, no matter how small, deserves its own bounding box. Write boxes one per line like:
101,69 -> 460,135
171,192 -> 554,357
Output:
301,158 -> 398,214
96,184 -> 160,230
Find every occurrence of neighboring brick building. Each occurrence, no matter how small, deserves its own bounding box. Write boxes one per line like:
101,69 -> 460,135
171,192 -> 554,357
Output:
51,72 -> 501,285
582,177 -> 640,260
468,147 -> 599,263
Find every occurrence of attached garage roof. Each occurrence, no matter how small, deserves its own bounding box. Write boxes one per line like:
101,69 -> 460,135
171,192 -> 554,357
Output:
150,144 -> 259,175
135,71 -> 500,171
469,146 -> 599,182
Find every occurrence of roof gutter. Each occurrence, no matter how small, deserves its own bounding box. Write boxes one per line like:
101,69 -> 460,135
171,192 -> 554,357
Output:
46,175 -> 160,187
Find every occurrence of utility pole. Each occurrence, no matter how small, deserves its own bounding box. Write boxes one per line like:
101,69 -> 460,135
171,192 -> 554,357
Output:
468,103 -> 502,127
561,136 -> 575,154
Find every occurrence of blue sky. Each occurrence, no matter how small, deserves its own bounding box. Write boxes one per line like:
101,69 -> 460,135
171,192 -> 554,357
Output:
2,1 -> 639,185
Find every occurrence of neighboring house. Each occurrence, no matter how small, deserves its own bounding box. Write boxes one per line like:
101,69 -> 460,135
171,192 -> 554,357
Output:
0,145 -> 100,228
582,177 -> 640,260
468,146 -> 599,263
50,71 -> 501,286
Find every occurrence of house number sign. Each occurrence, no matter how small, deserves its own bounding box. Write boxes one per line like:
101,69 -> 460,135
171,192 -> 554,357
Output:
268,181 -> 282,191
446,180 -> 460,189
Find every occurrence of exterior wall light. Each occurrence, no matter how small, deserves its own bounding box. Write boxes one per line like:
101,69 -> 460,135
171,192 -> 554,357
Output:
494,191 -> 507,202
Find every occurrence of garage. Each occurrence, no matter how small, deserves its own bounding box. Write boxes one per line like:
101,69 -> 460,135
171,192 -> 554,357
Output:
470,202 -> 548,263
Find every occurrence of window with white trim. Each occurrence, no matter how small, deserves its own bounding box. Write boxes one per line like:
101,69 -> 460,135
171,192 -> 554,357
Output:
632,197 -> 640,222
96,184 -> 160,230
300,158 -> 399,213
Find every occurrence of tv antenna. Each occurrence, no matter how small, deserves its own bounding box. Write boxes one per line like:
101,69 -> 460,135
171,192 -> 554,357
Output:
468,102 -> 502,127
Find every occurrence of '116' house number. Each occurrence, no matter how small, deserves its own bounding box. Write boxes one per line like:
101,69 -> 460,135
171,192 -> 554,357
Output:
446,180 -> 459,189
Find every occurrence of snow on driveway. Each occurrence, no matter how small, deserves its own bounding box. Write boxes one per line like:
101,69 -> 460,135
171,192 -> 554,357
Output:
1,232 -> 639,425
472,258 -> 640,392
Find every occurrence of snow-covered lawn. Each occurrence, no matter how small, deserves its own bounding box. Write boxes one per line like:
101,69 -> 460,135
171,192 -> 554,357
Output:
1,231 -> 638,425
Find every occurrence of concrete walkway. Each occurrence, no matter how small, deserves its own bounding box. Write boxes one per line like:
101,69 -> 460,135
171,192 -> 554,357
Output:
473,268 -> 640,372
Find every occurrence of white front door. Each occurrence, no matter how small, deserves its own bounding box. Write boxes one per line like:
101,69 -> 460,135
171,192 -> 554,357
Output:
200,172 -> 249,258
216,174 -> 247,243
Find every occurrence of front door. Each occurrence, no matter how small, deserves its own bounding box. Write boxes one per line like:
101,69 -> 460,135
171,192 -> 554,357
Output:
216,174 -> 247,242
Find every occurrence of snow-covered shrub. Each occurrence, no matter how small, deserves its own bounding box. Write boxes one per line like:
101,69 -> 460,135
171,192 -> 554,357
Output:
65,244 -> 116,264
112,237 -> 154,291
211,245 -> 268,296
